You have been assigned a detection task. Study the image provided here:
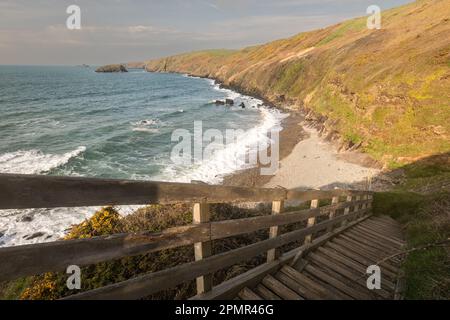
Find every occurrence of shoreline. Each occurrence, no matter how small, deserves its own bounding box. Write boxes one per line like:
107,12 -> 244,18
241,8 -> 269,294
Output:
171,71 -> 383,191
192,76 -> 382,190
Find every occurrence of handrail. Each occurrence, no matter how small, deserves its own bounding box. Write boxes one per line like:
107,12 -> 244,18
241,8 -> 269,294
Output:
0,199 -> 370,282
0,173 -> 374,300
0,173 -> 371,209
64,208 -> 371,300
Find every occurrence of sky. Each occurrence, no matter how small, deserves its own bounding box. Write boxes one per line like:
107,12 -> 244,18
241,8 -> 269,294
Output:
0,0 -> 412,65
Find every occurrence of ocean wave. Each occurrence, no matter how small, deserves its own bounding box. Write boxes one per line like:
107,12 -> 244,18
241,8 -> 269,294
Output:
156,82 -> 288,184
0,146 -> 86,174
131,118 -> 163,133
131,119 -> 160,127
132,127 -> 160,133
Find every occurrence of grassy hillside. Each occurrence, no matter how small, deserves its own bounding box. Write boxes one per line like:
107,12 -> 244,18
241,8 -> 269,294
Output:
146,0 -> 450,169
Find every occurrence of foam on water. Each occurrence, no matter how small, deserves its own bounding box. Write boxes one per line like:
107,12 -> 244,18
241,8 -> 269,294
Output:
0,72 -> 288,247
156,79 -> 288,184
0,146 -> 86,174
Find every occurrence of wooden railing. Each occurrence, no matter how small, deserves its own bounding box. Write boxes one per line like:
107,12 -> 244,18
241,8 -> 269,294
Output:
0,174 -> 373,300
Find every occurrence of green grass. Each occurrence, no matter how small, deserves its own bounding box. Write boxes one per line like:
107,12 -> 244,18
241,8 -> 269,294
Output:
373,191 -> 449,299
272,61 -> 304,93
0,278 -> 33,300
317,18 -> 366,46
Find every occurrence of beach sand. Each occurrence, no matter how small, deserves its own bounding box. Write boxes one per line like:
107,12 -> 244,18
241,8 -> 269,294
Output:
224,111 -> 380,191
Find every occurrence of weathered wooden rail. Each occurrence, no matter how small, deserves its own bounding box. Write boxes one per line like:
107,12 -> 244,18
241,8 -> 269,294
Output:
0,174 -> 378,300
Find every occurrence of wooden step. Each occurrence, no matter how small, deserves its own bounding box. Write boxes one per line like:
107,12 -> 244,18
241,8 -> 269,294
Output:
325,241 -> 399,280
275,271 -> 322,300
308,251 -> 391,299
254,284 -> 281,300
280,265 -> 340,300
262,275 -> 303,300
304,264 -> 371,300
353,224 -> 405,247
238,287 -> 263,300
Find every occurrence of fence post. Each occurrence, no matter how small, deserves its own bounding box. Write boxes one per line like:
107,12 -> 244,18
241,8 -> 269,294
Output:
367,193 -> 373,212
267,200 -> 284,262
327,196 -> 340,232
342,195 -> 352,226
193,202 -> 212,294
304,199 -> 319,244
353,195 -> 361,221
361,194 -> 369,217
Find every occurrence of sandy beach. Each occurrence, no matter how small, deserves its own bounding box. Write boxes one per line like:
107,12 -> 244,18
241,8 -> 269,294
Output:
224,111 -> 380,191
265,124 -> 380,190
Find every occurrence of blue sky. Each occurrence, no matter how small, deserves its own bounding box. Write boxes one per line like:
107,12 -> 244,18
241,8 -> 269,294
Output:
0,0 -> 412,65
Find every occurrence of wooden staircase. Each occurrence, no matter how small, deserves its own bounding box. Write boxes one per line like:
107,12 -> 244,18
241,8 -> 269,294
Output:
0,174 -> 406,300
237,216 -> 405,300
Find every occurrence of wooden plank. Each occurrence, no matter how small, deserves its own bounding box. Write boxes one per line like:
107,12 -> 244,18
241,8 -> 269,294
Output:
316,247 -> 367,274
303,269 -> 353,300
309,251 -> 390,299
330,240 -> 399,287
371,216 -> 400,228
191,247 -> 299,300
305,260 -> 373,300
286,189 -> 371,202
338,235 -> 401,262
343,230 -> 401,254
358,221 -> 404,239
0,174 -> 287,209
275,271 -> 322,300
0,174 -> 374,209
210,200 -> 369,240
0,202 -> 368,282
262,275 -> 303,300
312,249 -> 393,297
0,223 -> 209,282
358,222 -> 404,242
267,200 -> 284,262
346,229 -> 403,252
192,211 -> 371,300
255,285 -> 281,300
290,213 -> 372,268
193,202 -> 212,294
304,199 -> 319,244
65,211 -> 363,300
354,225 -> 405,247
237,287 -> 262,300
335,236 -> 399,267
362,219 -> 400,233
280,266 -> 340,300
325,242 -> 399,281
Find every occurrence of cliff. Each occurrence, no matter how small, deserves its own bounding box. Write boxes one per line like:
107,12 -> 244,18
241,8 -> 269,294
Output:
145,0 -> 450,169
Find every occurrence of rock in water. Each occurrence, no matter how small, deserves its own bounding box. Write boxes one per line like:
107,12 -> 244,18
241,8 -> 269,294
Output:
95,64 -> 128,73
215,100 -> 225,105
225,99 -> 234,105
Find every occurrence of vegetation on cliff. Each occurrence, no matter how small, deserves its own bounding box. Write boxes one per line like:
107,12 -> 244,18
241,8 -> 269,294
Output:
143,0 -> 450,299
146,0 -> 449,170
1,204 -> 280,300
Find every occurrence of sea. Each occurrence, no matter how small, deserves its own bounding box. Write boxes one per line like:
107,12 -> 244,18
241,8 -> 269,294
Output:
0,65 -> 287,247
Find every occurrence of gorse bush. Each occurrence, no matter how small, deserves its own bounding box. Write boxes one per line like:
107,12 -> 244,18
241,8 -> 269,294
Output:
16,203 -> 272,300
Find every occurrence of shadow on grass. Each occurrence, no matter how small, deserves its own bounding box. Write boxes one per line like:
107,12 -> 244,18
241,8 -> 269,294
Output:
371,152 -> 449,300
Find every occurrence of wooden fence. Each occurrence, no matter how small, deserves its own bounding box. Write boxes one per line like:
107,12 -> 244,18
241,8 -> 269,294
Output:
0,174 -> 373,300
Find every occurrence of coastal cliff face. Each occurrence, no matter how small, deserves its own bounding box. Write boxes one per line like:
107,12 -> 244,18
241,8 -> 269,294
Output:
145,0 -> 450,168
